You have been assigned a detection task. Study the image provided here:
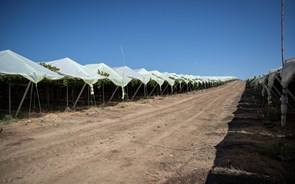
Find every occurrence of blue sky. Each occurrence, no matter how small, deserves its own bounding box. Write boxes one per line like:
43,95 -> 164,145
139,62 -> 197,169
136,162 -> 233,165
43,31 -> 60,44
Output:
0,0 -> 294,79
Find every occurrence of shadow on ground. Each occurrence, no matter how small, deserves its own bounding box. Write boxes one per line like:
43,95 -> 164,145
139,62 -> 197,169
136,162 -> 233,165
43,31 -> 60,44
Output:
205,83 -> 295,184
165,83 -> 295,184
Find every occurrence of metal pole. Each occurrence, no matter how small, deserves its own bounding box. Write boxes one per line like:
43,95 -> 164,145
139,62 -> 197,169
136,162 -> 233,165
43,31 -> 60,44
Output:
148,85 -> 158,97
66,84 -> 69,108
145,84 -> 148,98
272,88 -> 294,111
161,84 -> 169,95
46,85 -> 49,107
102,82 -> 105,105
72,83 -> 87,109
281,88 -> 288,130
271,89 -> 280,101
92,94 -> 96,106
287,89 -> 295,102
144,84 -> 148,98
71,87 -> 74,105
29,83 -> 33,119
15,81 -> 31,117
131,83 -> 143,101
272,83 -> 282,96
35,83 -> 42,115
108,86 -> 119,103
87,85 -> 90,106
280,0 -> 287,132
179,82 -> 185,93
281,0 -> 285,67
8,83 -> 11,115
272,75 -> 295,102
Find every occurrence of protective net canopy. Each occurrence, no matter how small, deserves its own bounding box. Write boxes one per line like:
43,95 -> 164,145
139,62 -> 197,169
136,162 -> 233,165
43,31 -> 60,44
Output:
46,58 -> 105,86
0,50 -> 63,83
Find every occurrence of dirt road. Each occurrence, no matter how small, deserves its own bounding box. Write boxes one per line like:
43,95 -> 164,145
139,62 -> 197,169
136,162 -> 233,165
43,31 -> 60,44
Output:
0,81 -> 245,184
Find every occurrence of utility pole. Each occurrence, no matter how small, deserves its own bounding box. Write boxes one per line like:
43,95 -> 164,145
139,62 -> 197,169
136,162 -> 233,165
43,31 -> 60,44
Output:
280,0 -> 287,132
281,0 -> 285,67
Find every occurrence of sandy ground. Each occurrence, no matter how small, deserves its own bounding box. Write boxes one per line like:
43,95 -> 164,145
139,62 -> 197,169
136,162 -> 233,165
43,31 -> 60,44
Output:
0,81 -> 245,184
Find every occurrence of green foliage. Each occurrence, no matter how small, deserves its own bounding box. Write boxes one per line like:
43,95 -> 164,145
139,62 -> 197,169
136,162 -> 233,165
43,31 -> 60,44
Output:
169,76 -> 177,80
2,114 -> 15,124
148,80 -> 158,87
94,79 -> 113,89
97,70 -> 109,77
0,75 -> 28,85
95,80 -> 102,89
0,63 -> 61,85
37,63 -> 71,86
171,77 -> 181,84
39,77 -> 84,87
129,79 -> 141,87
66,78 -> 84,87
39,63 -> 60,72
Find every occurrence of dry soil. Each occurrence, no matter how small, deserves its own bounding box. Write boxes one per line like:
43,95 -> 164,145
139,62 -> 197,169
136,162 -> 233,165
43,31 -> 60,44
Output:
0,81 -> 269,184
